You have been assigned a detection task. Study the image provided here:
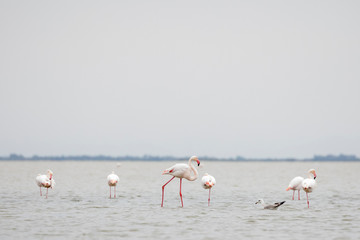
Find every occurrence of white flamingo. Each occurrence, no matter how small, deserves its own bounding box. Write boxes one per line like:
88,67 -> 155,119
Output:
302,169 -> 317,208
286,176 -> 304,200
201,173 -> 216,206
107,171 -> 119,199
161,156 -> 200,207
35,169 -> 55,198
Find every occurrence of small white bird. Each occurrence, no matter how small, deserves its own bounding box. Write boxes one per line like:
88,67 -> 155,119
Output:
255,199 -> 286,210
201,173 -> 216,206
107,171 -> 119,199
161,156 -> 200,207
302,169 -> 317,208
35,169 -> 55,198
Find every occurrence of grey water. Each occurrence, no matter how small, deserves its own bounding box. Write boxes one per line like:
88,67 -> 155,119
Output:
0,161 -> 359,239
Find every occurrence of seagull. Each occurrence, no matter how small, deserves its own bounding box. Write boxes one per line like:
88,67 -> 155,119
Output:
255,199 -> 286,210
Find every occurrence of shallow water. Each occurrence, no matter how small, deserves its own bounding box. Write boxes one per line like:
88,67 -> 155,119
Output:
0,161 -> 359,239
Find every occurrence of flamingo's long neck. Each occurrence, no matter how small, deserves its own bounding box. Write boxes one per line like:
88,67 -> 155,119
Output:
187,159 -> 198,181
308,172 -> 315,179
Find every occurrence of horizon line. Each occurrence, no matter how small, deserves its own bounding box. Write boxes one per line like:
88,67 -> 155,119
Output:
0,153 -> 359,161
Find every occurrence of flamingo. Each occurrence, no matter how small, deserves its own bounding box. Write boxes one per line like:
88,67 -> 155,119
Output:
107,171 -> 119,199
302,169 -> 317,208
286,176 -> 304,200
161,156 -> 200,207
35,169 -> 55,198
201,173 -> 216,206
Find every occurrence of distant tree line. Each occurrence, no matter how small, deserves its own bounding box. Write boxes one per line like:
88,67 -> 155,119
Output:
0,153 -> 359,161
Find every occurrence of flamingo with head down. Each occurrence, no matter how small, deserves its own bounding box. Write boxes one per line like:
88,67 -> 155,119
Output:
35,169 -> 55,198
161,156 -> 200,207
202,173 -> 216,206
107,171 -> 119,199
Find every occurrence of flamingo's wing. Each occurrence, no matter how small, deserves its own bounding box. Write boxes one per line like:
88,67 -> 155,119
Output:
163,163 -> 189,178
288,176 -> 304,190
201,175 -> 210,183
107,174 -> 119,185
36,175 -> 49,187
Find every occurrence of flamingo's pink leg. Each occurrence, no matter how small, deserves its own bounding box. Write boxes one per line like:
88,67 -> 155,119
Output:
161,176 -> 175,207
298,190 -> 301,200
40,187 -> 42,196
110,186 -> 112,199
114,186 -> 116,198
208,188 -> 211,206
292,190 -> 295,200
306,192 -> 309,208
46,188 -> 48,199
179,178 -> 183,207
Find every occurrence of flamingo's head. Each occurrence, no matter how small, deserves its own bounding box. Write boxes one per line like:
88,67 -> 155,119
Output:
190,156 -> 200,166
205,181 -> 214,187
47,170 -> 53,180
308,169 -> 316,179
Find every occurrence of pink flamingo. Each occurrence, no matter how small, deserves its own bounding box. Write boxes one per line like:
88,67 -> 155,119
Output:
286,176 -> 304,200
107,171 -> 119,199
161,156 -> 200,207
201,173 -> 216,206
35,169 -> 55,198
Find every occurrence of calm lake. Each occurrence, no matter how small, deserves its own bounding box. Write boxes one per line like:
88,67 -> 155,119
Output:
0,161 -> 359,239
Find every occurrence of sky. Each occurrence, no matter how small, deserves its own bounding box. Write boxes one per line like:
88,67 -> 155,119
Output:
0,1 -> 359,159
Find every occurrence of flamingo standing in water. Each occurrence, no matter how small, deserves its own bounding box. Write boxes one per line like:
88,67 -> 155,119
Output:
201,173 -> 216,206
302,169 -> 317,208
286,176 -> 304,200
161,156 -> 200,207
35,169 -> 55,198
107,171 -> 119,199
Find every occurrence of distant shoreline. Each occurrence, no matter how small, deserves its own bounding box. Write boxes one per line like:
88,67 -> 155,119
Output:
1,154 -> 359,162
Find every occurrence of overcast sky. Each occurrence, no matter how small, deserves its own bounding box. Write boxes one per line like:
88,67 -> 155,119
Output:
0,1 -> 359,158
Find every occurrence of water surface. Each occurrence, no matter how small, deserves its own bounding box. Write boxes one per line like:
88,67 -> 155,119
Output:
0,161 -> 359,239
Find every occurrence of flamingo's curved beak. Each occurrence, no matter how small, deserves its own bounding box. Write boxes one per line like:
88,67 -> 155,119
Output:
196,159 -> 200,166
314,172 -> 317,179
